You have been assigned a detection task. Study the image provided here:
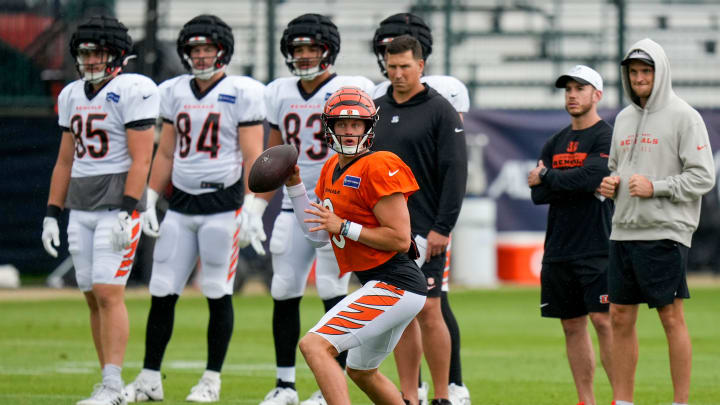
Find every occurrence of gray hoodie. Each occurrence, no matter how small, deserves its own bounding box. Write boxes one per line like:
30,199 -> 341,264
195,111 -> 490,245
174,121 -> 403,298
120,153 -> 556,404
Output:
608,38 -> 715,247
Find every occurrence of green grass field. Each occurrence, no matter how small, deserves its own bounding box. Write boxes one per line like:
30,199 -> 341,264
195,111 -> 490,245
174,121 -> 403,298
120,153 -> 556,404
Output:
1,285 -> 719,405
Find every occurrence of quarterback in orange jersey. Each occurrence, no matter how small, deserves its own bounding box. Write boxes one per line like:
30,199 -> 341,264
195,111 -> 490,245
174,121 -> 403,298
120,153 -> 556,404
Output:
283,86 -> 427,405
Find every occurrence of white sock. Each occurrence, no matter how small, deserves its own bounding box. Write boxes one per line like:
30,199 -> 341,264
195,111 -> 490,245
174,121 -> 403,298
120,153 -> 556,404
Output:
140,368 -> 162,381
102,363 -> 123,389
277,367 -> 295,383
202,370 -> 221,383
615,401 -> 633,405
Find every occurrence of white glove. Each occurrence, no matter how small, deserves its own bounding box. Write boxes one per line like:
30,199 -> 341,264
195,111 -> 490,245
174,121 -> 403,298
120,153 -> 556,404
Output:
236,194 -> 268,256
142,188 -> 160,238
41,217 -> 60,258
111,211 -> 133,251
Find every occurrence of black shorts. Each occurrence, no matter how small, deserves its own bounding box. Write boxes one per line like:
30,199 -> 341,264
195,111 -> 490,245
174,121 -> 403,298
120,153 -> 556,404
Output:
608,240 -> 690,308
419,252 -> 445,298
540,256 -> 610,319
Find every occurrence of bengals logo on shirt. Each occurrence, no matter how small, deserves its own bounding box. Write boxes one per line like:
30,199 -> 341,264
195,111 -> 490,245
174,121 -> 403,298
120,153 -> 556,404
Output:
315,151 -> 418,276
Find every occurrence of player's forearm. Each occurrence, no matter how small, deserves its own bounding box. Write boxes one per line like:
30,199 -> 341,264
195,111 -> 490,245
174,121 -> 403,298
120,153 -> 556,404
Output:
47,161 -> 72,209
124,158 -> 152,200
354,225 -> 410,253
147,153 -> 173,194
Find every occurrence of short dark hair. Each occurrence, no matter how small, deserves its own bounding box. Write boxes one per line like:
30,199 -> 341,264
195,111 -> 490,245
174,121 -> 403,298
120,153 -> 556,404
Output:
385,34 -> 423,60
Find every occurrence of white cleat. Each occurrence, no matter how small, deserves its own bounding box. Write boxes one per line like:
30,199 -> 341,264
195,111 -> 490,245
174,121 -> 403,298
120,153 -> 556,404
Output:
259,387 -> 299,405
77,383 -> 127,405
123,373 -> 163,402
448,383 -> 471,405
186,377 -> 221,402
418,381 -> 429,405
300,390 -> 327,405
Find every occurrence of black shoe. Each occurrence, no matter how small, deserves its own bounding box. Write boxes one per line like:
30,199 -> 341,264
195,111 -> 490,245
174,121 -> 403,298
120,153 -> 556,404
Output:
431,399 -> 451,405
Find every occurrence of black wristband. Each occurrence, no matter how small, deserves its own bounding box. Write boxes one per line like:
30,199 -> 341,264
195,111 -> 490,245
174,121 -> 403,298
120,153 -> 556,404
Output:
46,204 -> 62,219
121,195 -> 139,214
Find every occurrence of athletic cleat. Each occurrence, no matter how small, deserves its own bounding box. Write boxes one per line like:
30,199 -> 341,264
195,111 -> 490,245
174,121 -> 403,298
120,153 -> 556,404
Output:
300,390 -> 327,405
418,381 -> 429,405
186,377 -> 221,402
123,373 -> 163,402
260,387 -> 299,405
448,383 -> 471,405
430,400 -> 452,405
77,383 -> 126,405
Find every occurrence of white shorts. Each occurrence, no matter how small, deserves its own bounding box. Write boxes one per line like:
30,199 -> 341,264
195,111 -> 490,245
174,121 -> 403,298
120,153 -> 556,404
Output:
269,211 -> 350,300
67,209 -> 142,292
148,209 -> 239,299
309,280 -> 425,370
414,234 -> 452,292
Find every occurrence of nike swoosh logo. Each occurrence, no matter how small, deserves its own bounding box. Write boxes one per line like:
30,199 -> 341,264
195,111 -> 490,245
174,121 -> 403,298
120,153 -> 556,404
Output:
697,145 -> 707,150
388,169 -> 399,176
540,303 -> 549,308
454,128 -> 463,133
142,94 -> 152,100
450,93 -> 458,97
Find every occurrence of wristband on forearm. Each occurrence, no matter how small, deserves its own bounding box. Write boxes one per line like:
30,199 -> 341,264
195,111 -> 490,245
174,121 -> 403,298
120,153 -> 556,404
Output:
46,204 -> 62,219
121,195 -> 139,214
341,220 -> 362,242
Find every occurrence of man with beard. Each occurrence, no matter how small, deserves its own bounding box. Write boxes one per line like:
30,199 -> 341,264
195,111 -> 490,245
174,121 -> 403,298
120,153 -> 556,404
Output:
528,65 -> 614,405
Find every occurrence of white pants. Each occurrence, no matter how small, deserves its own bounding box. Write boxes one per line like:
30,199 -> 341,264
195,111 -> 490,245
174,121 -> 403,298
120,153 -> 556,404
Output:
269,211 -> 350,300
310,280 -> 425,370
149,209 -> 239,299
68,209 -> 142,292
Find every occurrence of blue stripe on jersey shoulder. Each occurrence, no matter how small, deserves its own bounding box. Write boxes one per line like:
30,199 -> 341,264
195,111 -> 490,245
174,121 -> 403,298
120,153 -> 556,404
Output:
106,92 -> 120,103
343,175 -> 361,189
218,94 -> 236,104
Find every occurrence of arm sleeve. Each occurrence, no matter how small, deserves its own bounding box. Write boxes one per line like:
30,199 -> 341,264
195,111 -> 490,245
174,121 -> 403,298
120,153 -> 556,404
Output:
158,79 -> 175,122
531,139 -> 557,205
235,78 -> 266,124
608,126 -> 619,175
448,78 -> 470,113
122,77 -> 160,125
264,81 -> 279,127
542,129 -> 611,192
652,117 -> 716,202
57,84 -> 71,129
432,102 -> 468,235
287,182 -> 329,246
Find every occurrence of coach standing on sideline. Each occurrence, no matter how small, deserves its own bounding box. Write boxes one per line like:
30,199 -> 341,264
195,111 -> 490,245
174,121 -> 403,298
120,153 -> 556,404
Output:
373,34 -> 467,405
599,38 -> 715,405
528,65 -> 614,405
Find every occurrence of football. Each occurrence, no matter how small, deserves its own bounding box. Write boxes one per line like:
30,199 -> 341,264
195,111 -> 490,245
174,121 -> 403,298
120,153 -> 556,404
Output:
248,144 -> 299,193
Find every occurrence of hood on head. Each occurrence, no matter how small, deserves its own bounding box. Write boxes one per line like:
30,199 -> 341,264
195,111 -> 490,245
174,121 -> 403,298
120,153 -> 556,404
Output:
620,38 -> 674,111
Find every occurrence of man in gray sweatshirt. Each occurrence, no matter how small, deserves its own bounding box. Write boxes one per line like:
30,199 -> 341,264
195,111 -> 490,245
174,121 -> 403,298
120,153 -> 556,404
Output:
599,38 -> 715,405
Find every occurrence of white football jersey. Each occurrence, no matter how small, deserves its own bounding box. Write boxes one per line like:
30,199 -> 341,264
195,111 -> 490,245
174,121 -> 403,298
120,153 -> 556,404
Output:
159,74 -> 266,195
372,75 -> 470,113
58,74 -> 159,178
265,74 -> 375,209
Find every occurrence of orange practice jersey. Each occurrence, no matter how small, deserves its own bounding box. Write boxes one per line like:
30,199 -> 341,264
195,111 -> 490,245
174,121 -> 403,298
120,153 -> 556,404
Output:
315,151 -> 419,276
